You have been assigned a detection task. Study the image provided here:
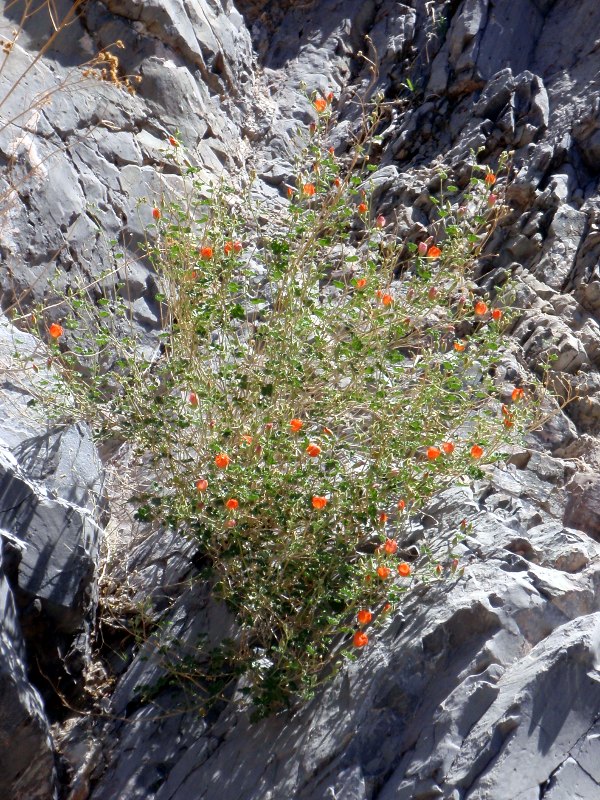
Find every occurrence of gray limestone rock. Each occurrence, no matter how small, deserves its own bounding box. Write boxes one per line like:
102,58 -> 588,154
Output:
564,475 -> 600,542
0,315 -> 104,512
0,314 -> 104,757
0,449 -> 100,626
0,539 -> 57,800
532,204 -> 587,290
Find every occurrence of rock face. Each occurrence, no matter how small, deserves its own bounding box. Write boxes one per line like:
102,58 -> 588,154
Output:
0,316 -> 104,798
2,0 -> 600,798
0,537 -> 57,800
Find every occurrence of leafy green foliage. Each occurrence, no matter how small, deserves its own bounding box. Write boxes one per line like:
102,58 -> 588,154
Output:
23,93 -> 537,715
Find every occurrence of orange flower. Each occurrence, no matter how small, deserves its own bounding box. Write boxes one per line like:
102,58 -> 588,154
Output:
48,323 -> 64,339
470,444 -> 484,459
195,478 -> 208,492
435,564 -> 442,575
353,631 -> 368,647
328,146 -> 335,155
511,387 -> 524,402
356,278 -> 367,289
503,416 -> 514,429
242,434 -> 253,445
501,404 -> 510,416
312,495 -> 328,510
454,340 -> 466,352
200,246 -> 213,260
397,499 -> 406,511
290,418 -> 303,432
376,565 -> 390,579
333,177 -> 341,187
427,446 -> 441,460
382,602 -> 391,613
485,172 -> 496,185
188,391 -> 199,407
314,97 -> 327,113
382,293 -> 394,306
152,207 -> 161,220
384,538 -> 397,554
379,512 -> 388,525
357,609 -> 372,625
474,300 -> 488,316
442,441 -> 455,455
326,91 -> 334,103
168,136 -> 178,147
306,443 -> 322,457
358,202 -> 368,214
287,186 -> 294,198
322,426 -> 334,436
376,215 -> 386,228
233,240 -> 242,253
215,453 -> 230,468
225,498 -> 239,510
491,308 -> 503,321
303,183 -> 316,197
397,562 -> 411,577
224,241 -> 234,255
427,245 -> 442,258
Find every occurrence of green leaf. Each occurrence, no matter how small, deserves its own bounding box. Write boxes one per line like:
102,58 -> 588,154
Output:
230,304 -> 246,320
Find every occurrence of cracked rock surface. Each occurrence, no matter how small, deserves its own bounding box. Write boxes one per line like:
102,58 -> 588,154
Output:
2,0 -> 600,798
0,316 -> 104,798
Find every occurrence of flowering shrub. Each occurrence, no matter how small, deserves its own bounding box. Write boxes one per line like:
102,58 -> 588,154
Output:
22,91 -> 538,714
